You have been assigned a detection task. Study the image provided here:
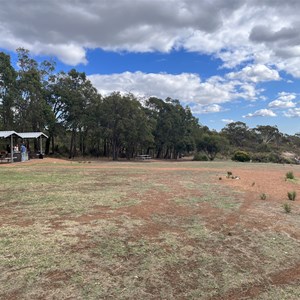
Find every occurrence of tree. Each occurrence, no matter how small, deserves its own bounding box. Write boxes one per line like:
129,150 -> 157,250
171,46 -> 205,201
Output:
197,133 -> 229,161
102,92 -> 153,160
253,125 -> 280,144
146,97 -> 199,159
0,52 -> 17,129
15,48 -> 52,134
221,121 -> 253,147
54,69 -> 98,158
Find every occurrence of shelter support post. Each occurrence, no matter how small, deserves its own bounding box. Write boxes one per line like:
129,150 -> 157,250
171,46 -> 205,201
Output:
40,137 -> 43,154
10,135 -> 13,163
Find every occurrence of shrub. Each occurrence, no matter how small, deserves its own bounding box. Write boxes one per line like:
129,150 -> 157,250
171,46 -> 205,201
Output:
193,153 -> 208,161
251,152 -> 291,164
260,193 -> 267,200
232,150 -> 250,162
286,171 -> 295,180
283,203 -> 291,213
227,171 -> 232,177
268,153 -> 282,163
287,191 -> 296,201
251,153 -> 269,163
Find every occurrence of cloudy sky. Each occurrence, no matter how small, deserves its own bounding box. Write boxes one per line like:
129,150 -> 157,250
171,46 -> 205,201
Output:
1,0 -> 300,134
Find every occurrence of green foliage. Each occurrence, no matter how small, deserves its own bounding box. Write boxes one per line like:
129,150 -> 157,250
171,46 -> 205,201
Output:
260,193 -> 267,200
283,203 -> 292,213
232,150 -> 250,162
286,171 -> 295,180
193,153 -> 208,161
221,121 -> 254,148
15,48 -> 53,132
250,152 -> 293,164
146,97 -> 200,159
0,52 -> 17,129
196,133 -> 229,161
251,152 -> 287,163
268,153 -> 283,163
253,125 -> 280,144
287,191 -> 296,201
102,92 -> 153,160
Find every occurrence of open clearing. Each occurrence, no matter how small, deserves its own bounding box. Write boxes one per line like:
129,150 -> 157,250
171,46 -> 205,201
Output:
0,158 -> 299,299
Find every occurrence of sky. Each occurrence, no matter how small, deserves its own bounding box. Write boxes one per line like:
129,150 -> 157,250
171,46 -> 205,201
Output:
1,0 -> 300,134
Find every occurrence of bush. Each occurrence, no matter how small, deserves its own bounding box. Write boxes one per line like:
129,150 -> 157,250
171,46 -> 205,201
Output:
260,193 -> 267,200
268,153 -> 282,163
286,171 -> 295,180
251,153 -> 270,163
193,153 -> 208,161
283,203 -> 291,213
250,152 -> 289,163
232,150 -> 250,162
287,191 -> 296,201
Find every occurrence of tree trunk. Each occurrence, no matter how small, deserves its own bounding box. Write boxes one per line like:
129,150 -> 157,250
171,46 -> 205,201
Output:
112,139 -> 118,161
69,129 -> 76,159
51,135 -> 55,154
103,139 -> 107,157
45,137 -> 50,155
164,147 -> 170,159
156,146 -> 162,159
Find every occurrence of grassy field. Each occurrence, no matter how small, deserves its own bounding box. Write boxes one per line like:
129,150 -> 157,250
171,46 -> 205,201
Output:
0,158 -> 299,299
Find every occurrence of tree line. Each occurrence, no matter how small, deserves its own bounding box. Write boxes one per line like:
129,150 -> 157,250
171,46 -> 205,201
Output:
1,49 -> 299,161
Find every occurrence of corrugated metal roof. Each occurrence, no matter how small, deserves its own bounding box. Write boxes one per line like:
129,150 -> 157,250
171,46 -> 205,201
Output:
18,132 -> 48,139
0,131 -> 22,138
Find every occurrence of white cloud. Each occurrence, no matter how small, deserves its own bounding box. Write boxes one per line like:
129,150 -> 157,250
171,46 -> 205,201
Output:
268,92 -> 297,108
191,104 -> 223,114
243,109 -> 277,118
221,119 -> 235,123
88,71 -> 264,106
276,92 -> 296,102
284,108 -> 300,118
0,0 -> 299,78
227,64 -> 280,83
89,71 -> 205,103
268,100 -> 295,109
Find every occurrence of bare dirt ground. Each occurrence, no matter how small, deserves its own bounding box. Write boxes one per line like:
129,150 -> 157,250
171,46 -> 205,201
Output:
0,158 -> 300,299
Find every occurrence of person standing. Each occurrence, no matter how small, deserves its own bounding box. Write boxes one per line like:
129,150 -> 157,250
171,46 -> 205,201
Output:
20,143 -> 26,162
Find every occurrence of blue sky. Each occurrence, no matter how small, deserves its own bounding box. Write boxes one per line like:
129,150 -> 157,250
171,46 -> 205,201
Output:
1,0 -> 300,134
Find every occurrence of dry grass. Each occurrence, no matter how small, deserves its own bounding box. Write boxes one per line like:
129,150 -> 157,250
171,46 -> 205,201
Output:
0,158 -> 299,299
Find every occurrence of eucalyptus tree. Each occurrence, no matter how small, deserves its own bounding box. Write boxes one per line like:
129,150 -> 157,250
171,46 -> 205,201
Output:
53,69 -> 98,158
221,121 -> 253,148
15,48 -> 53,133
197,133 -> 229,160
121,94 -> 153,158
253,125 -> 280,144
84,93 -> 104,157
101,92 -> 153,160
0,52 -> 17,129
146,97 -> 199,159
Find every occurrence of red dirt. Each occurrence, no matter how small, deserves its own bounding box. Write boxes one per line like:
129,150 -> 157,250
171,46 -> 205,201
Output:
1,158 -> 300,299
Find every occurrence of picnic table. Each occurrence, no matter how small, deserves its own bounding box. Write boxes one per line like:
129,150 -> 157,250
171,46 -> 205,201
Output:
0,157 -> 12,163
0,152 -> 18,163
136,154 -> 152,160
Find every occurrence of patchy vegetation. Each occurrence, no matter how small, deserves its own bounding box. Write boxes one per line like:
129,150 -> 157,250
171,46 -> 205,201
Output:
232,150 -> 251,162
287,191 -> 297,201
286,171 -> 295,180
0,159 -> 299,299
